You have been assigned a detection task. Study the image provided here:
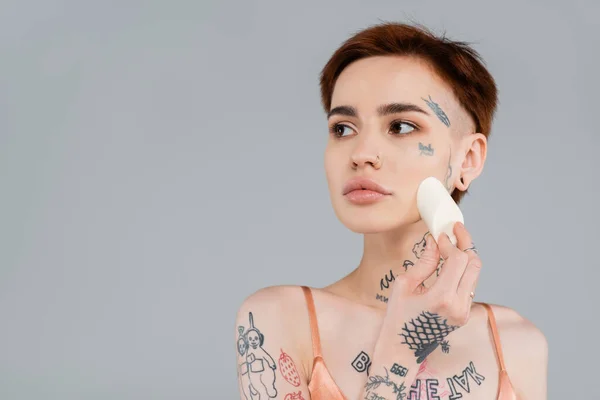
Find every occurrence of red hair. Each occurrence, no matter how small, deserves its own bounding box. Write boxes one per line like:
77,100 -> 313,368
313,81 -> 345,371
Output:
319,22 -> 499,204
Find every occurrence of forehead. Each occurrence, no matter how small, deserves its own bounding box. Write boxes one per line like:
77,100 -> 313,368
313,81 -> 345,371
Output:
331,55 -> 458,116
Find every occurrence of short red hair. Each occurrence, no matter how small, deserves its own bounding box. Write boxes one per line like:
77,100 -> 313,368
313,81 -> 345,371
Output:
319,22 -> 499,204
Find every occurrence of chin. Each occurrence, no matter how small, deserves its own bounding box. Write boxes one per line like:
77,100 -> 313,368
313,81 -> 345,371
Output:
333,201 -> 421,234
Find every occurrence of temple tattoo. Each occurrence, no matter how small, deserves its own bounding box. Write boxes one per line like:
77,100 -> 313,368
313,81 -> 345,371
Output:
418,142 -> 434,156
399,311 -> 459,363
422,95 -> 451,127
351,350 -> 372,374
237,312 -> 278,399
365,366 -> 408,400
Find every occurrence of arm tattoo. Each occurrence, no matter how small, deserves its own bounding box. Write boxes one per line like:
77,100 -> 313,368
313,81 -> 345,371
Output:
237,312 -> 278,399
278,349 -> 301,387
422,95 -> 451,127
365,366 -> 408,400
284,391 -> 306,400
399,311 -> 459,363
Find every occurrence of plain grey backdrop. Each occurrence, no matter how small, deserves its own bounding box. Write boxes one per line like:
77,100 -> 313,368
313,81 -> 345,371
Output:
1,0 -> 598,398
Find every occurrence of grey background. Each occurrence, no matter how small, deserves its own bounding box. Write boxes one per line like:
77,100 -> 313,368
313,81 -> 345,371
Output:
1,0 -> 598,399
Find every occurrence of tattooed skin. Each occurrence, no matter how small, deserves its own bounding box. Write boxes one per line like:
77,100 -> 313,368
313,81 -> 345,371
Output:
444,148 -> 453,192
422,95 -> 451,127
365,366 -> 408,400
284,391 -> 306,400
399,312 -> 459,363
412,233 -> 427,259
351,350 -> 372,374
237,312 -> 278,399
418,142 -> 434,156
390,363 -> 409,377
408,360 -> 486,400
278,349 -> 301,387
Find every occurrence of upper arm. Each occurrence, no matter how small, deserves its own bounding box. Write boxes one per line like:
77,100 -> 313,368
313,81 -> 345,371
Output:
234,286 -> 312,400
502,310 -> 548,399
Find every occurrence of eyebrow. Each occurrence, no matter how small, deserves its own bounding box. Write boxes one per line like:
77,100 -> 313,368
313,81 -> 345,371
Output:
327,102 -> 431,119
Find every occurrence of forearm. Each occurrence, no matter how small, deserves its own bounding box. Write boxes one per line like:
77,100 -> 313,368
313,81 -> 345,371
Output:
356,326 -> 421,400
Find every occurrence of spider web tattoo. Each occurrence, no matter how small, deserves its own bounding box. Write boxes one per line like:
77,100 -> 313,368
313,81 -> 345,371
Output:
399,311 -> 459,363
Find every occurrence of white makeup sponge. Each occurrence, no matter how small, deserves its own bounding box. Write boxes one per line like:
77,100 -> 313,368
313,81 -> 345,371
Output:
417,176 -> 464,246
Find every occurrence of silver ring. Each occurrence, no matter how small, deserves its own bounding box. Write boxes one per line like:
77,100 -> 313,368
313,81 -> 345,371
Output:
463,246 -> 478,254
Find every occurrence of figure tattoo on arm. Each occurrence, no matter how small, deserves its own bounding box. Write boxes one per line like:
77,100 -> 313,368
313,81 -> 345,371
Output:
399,312 -> 459,363
237,312 -> 278,399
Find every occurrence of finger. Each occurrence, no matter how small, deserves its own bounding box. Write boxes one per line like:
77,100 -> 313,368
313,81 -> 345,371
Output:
454,222 -> 474,253
406,233 -> 440,288
457,254 -> 483,306
433,232 -> 469,293
436,224 -> 464,261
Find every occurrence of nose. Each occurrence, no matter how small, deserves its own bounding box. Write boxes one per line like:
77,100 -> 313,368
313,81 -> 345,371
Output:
351,152 -> 381,170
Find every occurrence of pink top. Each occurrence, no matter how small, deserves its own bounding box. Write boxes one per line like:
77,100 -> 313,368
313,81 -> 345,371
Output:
301,286 -> 518,400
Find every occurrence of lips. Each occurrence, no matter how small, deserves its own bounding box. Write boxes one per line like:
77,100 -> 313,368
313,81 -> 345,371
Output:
342,177 -> 392,195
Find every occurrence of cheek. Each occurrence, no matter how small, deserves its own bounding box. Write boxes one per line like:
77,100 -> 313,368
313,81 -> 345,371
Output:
393,141 -> 449,183
324,147 -> 343,186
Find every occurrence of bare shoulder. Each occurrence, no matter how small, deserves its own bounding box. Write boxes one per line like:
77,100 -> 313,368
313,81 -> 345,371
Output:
234,285 -> 314,372
235,285 -> 310,323
486,304 -> 548,354
486,303 -> 548,399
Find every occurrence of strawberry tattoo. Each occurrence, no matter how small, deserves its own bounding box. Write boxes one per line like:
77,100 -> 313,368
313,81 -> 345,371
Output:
278,349 -> 301,387
284,391 -> 306,400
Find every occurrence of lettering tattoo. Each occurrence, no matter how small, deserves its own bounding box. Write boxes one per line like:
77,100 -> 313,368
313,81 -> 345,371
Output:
422,95 -> 451,127
408,360 -> 486,399
390,363 -> 409,377
447,361 -> 486,399
237,312 -> 278,399
418,142 -> 434,156
352,350 -> 372,374
399,312 -> 459,363
278,349 -> 301,387
365,366 -> 408,400
379,260 -> 414,291
376,293 -> 389,304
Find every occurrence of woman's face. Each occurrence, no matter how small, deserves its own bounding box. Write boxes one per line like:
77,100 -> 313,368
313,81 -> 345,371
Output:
324,55 -> 471,234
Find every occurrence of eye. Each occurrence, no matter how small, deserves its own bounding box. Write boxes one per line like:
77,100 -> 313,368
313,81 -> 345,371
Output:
389,120 -> 417,135
329,123 -> 355,138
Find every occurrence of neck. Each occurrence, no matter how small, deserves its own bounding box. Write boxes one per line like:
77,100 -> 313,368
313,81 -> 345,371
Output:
343,220 -> 440,310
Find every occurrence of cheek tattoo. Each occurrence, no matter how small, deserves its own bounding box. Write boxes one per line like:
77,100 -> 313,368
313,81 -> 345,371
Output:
418,142 -> 434,156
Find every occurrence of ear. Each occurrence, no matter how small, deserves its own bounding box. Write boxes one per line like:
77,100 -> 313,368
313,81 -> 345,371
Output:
454,133 -> 487,191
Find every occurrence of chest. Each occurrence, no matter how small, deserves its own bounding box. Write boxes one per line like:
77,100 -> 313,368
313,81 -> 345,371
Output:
312,316 -> 502,399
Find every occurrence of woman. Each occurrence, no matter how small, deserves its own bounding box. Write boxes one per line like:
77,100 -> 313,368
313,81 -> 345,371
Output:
234,22 -> 548,400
